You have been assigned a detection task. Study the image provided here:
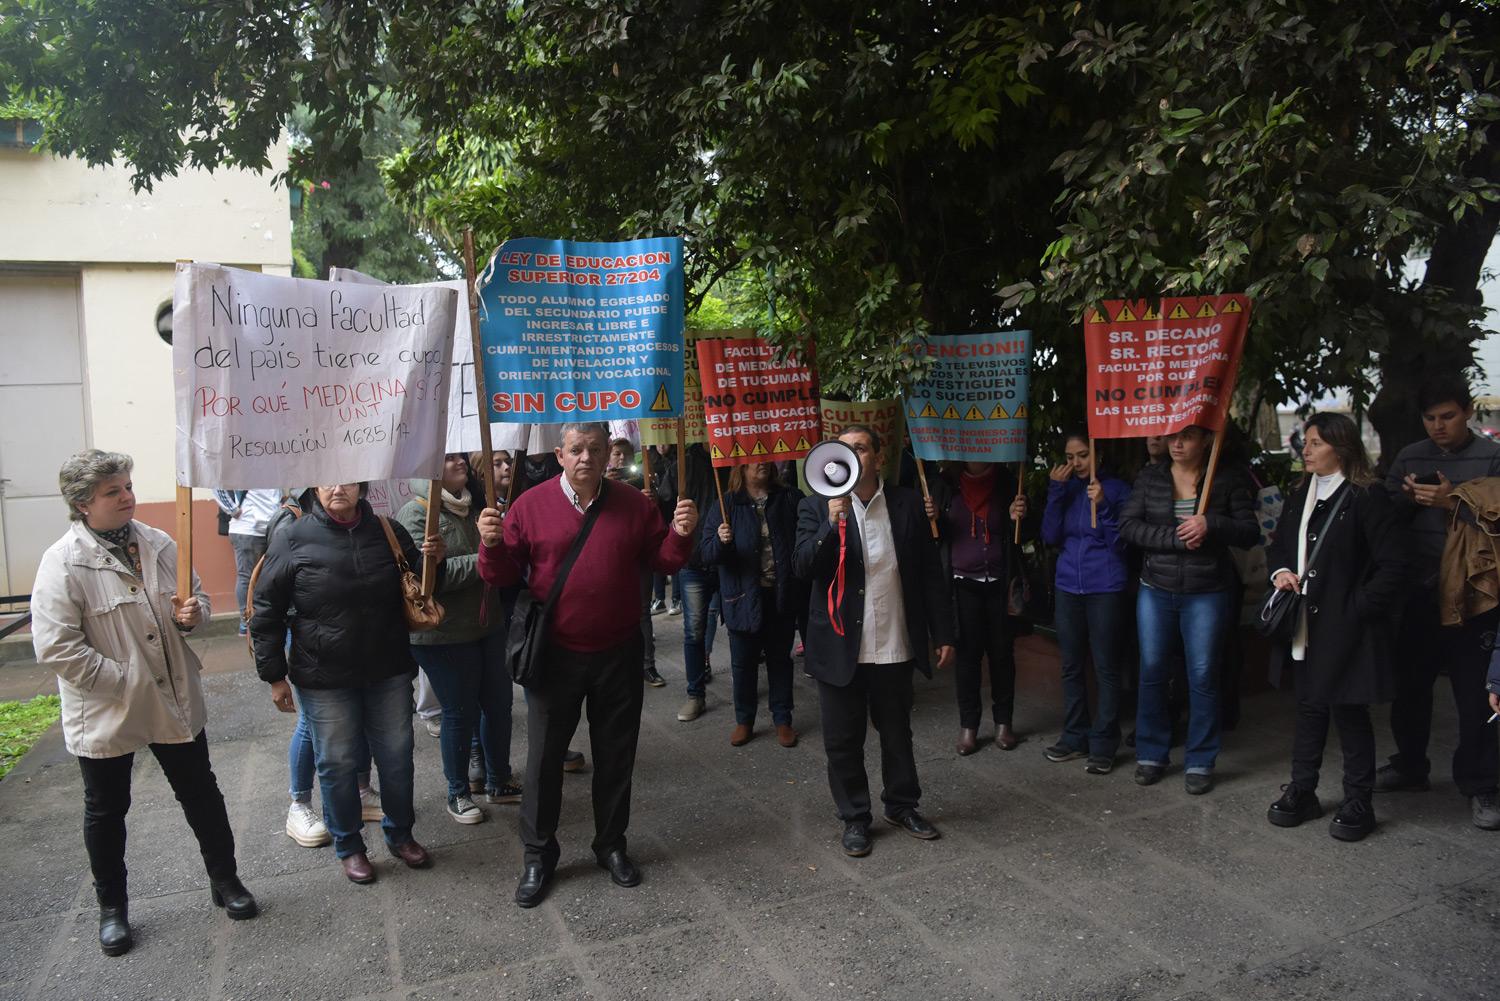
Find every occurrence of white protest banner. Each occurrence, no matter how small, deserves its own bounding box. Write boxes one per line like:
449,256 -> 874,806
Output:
173,263 -> 458,488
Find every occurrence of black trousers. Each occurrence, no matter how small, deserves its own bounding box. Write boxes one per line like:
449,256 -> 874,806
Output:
1290,701 -> 1376,802
77,729 -> 237,906
818,661 -> 920,824
521,634 -> 645,868
1390,596 -> 1500,797
953,578 -> 1016,728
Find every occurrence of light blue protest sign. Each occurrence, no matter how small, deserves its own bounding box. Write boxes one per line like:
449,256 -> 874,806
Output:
904,330 -> 1032,462
479,236 -> 684,422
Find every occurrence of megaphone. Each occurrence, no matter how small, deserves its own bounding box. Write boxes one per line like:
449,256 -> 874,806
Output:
806,439 -> 861,499
806,439 -> 861,639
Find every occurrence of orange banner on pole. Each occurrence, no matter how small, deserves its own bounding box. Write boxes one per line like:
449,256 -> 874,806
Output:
696,337 -> 820,468
1083,294 -> 1251,439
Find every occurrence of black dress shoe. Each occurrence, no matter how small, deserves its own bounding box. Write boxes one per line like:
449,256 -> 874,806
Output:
884,810 -> 940,840
99,903 -> 132,956
1267,783 -> 1323,828
209,877 -> 259,920
515,862 -> 552,908
1329,797 -> 1376,842
1184,772 -> 1214,796
841,821 -> 871,857
598,849 -> 641,887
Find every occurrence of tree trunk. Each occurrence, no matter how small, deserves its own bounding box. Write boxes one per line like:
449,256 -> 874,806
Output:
1368,119 -> 1500,466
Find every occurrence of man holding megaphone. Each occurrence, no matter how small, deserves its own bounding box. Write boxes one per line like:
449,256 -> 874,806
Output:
795,426 -> 956,858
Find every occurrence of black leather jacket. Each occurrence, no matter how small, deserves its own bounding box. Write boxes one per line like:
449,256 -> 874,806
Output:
1118,462 -> 1259,593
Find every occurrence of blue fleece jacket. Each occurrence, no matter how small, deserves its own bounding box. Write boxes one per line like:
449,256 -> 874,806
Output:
1041,474 -> 1130,595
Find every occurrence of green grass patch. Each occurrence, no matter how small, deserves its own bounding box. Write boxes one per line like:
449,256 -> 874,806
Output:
0,694 -> 62,779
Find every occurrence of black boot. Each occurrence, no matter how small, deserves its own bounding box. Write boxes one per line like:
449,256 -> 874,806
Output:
210,877 -> 259,920
99,902 -> 132,956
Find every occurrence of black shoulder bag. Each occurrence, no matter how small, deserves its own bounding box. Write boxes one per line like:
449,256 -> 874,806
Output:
1256,488 -> 1348,644
507,483 -> 607,687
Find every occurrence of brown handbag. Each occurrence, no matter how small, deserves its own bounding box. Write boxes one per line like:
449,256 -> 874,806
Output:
377,516 -> 445,631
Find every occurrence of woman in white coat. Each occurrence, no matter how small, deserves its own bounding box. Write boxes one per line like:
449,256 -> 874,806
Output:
30,450 -> 257,957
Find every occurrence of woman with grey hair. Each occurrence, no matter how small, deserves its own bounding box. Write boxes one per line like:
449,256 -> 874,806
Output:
30,450 -> 257,958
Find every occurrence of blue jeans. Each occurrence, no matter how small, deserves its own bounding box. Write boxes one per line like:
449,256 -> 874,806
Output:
1135,585 -> 1229,774
229,533 -> 267,618
411,630 -> 514,798
295,672 -> 418,858
679,567 -> 720,698
727,593 -> 796,726
1053,589 -> 1127,759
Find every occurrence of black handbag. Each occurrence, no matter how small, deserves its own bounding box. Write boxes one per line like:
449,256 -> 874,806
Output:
1256,488 -> 1347,644
507,482 -> 607,687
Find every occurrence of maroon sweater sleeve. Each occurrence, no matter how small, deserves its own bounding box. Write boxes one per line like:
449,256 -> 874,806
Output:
647,495 -> 694,574
477,502 -> 527,588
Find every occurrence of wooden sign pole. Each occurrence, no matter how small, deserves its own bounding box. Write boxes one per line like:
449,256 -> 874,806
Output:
913,455 -> 939,539
1089,443 -> 1099,529
507,449 -> 526,507
1196,430 -> 1226,515
640,440 -> 653,495
463,229 -> 498,510
675,417 -> 688,502
711,465 -> 728,525
1014,461 -> 1025,544
175,485 -> 193,600
421,479 -> 443,597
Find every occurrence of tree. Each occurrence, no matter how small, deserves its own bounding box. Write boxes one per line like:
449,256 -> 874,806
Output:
3,0 -> 1496,451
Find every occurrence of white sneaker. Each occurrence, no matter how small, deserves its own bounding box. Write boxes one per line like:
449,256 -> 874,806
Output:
447,794 -> 486,825
285,801 -> 331,847
422,717 -> 442,738
359,785 -> 383,822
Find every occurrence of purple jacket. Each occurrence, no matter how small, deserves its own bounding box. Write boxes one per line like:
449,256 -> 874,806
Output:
1041,474 -> 1130,595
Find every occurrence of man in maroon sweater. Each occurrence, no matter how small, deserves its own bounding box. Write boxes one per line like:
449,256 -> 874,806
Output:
478,422 -> 697,907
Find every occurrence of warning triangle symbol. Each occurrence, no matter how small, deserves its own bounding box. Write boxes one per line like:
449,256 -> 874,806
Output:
1195,301 -> 1217,318
710,443 -> 725,460
1115,304 -> 1138,322
772,437 -> 791,454
729,440 -> 747,458
750,440 -> 768,456
942,404 -> 961,420
989,402 -> 1010,420
908,406 -> 920,419
964,406 -> 985,421
649,384 -> 672,412
920,403 -> 939,418
1222,298 -> 1243,314
795,435 -> 813,451
1014,403 -> 1029,419
1168,303 -> 1191,319
1142,304 -> 1161,320
1087,308 -> 1106,324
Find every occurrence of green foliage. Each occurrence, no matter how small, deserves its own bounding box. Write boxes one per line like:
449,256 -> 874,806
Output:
0,694 -> 60,780
3,0 -> 1497,451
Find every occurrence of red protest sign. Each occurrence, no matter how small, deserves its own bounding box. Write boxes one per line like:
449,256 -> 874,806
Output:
696,337 -> 820,467
1083,294 -> 1251,439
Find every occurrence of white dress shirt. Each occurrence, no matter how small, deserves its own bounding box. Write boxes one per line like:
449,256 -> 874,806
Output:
849,485 -> 911,664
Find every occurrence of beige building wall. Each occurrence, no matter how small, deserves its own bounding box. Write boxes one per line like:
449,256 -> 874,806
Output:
0,140 -> 292,603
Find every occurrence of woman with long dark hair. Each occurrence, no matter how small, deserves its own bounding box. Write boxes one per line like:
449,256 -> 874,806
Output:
1119,425 -> 1259,794
700,461 -> 807,746
1264,413 -> 1406,840
1040,433 -> 1131,773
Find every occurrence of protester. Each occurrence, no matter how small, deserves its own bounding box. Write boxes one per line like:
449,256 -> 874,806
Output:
924,461 -> 1026,755
795,426 -> 956,858
33,450 -> 257,956
1041,433 -> 1131,773
478,422 -> 698,907
396,455 -> 521,826
700,461 -> 807,747
213,487 -> 284,635
661,442 -> 723,720
1264,413 -> 1407,841
1380,376 -> 1500,830
1119,425 -> 1258,794
251,482 -> 445,884
606,437 -> 644,487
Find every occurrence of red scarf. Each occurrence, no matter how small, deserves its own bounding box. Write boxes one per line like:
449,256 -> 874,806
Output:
958,468 -> 997,543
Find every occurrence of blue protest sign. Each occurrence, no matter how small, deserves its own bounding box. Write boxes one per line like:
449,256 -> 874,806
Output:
479,236 -> 684,422
904,330 -> 1032,462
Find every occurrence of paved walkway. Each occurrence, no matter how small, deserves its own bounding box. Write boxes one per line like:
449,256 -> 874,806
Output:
0,620 -> 1495,1001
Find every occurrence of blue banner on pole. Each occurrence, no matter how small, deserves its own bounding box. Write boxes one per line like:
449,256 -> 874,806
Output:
904,330 -> 1032,463
479,236 -> 684,422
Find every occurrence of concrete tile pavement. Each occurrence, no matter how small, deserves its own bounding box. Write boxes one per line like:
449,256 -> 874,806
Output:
0,624 -> 1494,1001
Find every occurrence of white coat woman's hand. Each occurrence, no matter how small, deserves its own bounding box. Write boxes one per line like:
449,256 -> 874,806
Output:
1272,570 -> 1301,593
171,595 -> 202,628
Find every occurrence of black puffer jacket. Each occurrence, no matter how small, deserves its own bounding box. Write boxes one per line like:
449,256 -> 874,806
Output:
1119,461 -> 1259,593
250,498 -> 435,689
